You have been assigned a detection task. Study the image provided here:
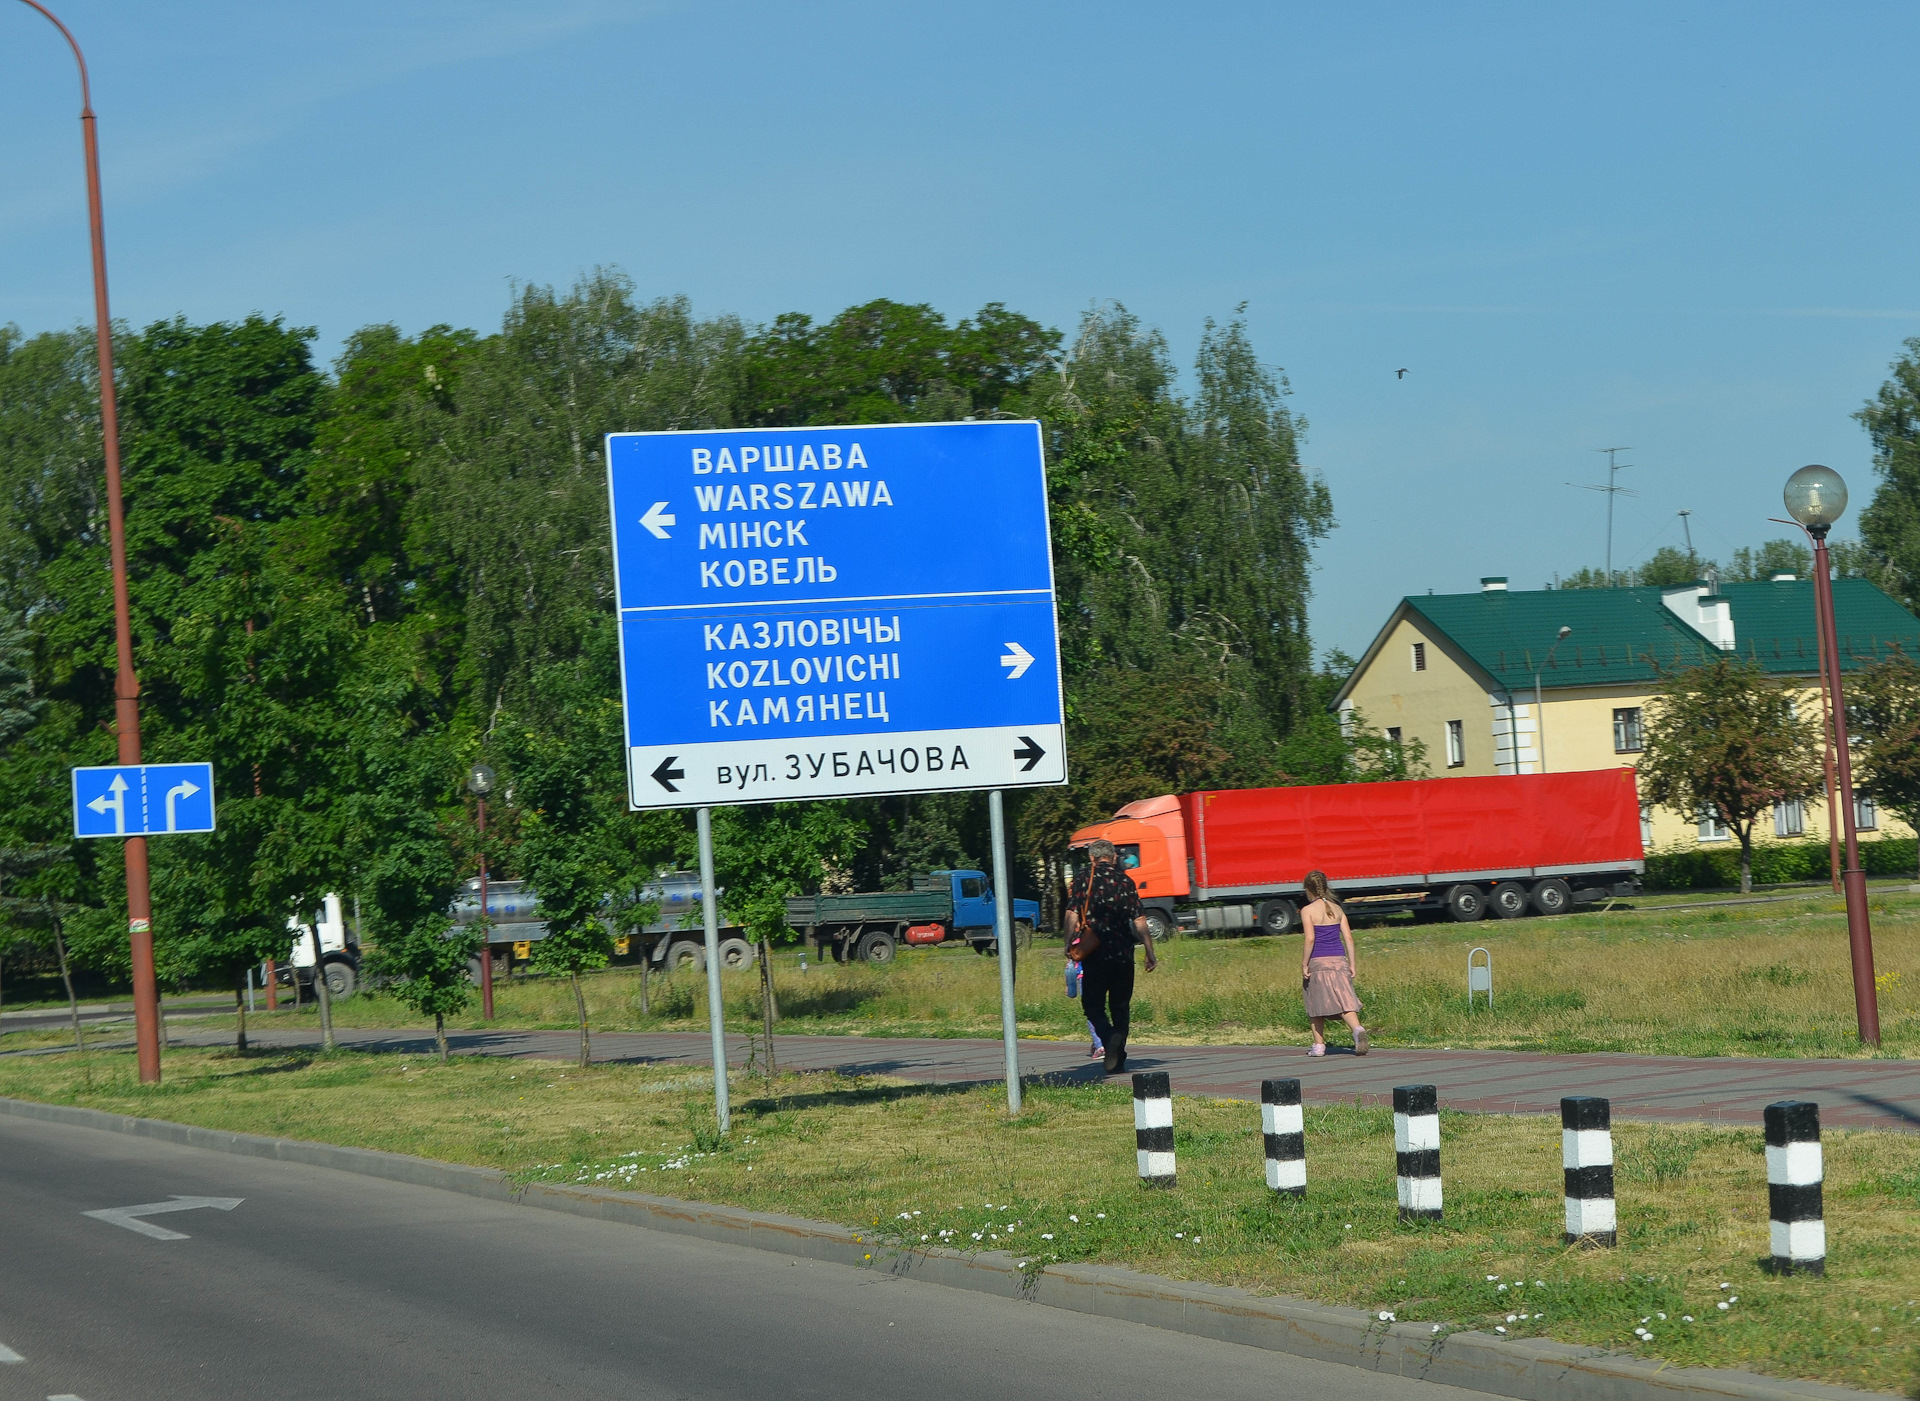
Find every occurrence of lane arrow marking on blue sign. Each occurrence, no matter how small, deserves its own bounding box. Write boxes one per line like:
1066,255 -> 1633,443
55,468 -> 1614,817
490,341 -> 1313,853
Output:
88,773 -> 129,834
1000,642 -> 1035,679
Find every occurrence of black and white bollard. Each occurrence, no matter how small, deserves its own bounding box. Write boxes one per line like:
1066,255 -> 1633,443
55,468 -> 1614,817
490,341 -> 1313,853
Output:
1133,1072 -> 1176,1188
1393,1084 -> 1442,1221
1262,1078 -> 1306,1196
1765,1100 -> 1824,1276
1561,1096 -> 1617,1247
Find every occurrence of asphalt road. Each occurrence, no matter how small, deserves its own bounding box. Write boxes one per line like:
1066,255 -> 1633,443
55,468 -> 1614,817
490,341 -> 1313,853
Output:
0,1115 -> 1485,1401
178,1023 -> 1920,1132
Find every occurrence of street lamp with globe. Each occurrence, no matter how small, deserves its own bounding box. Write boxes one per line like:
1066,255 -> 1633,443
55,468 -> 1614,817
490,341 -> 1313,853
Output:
467,764 -> 497,1020
1782,465 -> 1880,1046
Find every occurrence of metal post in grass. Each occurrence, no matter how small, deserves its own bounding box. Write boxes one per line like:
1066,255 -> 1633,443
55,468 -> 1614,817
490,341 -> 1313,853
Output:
1781,465 -> 1880,1046
1133,1071 -> 1175,1187
989,789 -> 1021,1115
1561,1096 -> 1616,1247
696,807 -> 730,1134
1261,1078 -> 1305,1196
1765,1100 -> 1824,1276
1393,1084 -> 1441,1221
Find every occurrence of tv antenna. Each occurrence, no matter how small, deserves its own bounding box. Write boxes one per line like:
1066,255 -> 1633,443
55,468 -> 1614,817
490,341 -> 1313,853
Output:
1569,447 -> 1637,585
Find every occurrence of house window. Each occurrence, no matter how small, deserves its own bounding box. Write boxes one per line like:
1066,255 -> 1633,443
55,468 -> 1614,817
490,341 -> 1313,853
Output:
1640,803 -> 1654,847
1446,719 -> 1464,768
1613,707 -> 1644,753
1412,642 -> 1427,672
1697,807 -> 1729,842
1385,727 -> 1402,746
1774,800 -> 1804,838
1856,795 -> 1878,831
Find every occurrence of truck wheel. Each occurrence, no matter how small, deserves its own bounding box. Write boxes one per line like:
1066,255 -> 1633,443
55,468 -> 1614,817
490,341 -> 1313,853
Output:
1445,884 -> 1487,922
668,941 -> 704,972
1530,878 -> 1573,916
1141,908 -> 1173,942
1256,899 -> 1298,935
322,960 -> 357,999
1014,920 -> 1034,953
1489,881 -> 1529,920
717,937 -> 755,971
856,930 -> 897,964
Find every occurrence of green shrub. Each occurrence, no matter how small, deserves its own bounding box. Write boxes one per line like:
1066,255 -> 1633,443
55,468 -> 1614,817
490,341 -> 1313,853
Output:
1643,836 -> 1916,890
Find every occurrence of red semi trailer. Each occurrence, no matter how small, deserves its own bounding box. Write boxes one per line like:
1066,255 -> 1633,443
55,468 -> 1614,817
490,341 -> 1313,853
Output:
1067,770 -> 1645,941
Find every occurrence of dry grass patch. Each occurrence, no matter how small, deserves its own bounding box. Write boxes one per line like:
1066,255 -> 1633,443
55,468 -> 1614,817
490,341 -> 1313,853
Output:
289,891 -> 1920,1058
3,1046 -> 1918,1391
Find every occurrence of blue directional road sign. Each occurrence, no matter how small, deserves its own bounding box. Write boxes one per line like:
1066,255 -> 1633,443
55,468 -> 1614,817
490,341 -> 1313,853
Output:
605,421 -> 1067,808
72,763 -> 217,839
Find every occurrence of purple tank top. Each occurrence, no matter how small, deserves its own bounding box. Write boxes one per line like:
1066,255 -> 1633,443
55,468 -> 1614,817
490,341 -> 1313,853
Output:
1310,922 -> 1346,959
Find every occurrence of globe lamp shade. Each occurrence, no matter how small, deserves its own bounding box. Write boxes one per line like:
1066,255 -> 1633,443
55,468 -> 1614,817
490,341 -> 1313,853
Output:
1783,465 -> 1848,530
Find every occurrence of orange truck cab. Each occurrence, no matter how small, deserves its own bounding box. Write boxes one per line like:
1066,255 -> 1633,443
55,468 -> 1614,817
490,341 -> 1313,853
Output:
1068,795 -> 1189,940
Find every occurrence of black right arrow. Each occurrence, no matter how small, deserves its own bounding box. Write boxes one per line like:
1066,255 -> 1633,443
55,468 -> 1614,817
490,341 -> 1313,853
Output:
651,755 -> 685,792
1012,736 -> 1045,772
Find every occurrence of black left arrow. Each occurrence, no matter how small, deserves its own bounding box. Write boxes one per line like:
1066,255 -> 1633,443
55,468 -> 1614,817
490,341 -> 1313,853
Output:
1012,736 -> 1045,772
651,756 -> 685,792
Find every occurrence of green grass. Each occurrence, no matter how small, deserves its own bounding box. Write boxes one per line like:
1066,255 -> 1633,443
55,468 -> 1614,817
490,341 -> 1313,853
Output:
1,1045 -> 1916,1393
272,889 -> 1920,1058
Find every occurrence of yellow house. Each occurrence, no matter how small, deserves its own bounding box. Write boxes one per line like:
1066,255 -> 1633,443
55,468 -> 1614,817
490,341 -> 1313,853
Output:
1333,573 -> 1920,853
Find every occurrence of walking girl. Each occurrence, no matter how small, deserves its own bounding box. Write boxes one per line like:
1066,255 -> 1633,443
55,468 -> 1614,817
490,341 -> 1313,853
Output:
1299,870 -> 1368,1056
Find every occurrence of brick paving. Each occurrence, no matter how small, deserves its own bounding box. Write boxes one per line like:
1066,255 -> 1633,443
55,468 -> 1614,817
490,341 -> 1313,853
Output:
177,1025 -> 1920,1133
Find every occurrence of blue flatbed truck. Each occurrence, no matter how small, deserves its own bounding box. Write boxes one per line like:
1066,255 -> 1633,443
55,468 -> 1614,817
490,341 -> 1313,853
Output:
783,869 -> 1041,964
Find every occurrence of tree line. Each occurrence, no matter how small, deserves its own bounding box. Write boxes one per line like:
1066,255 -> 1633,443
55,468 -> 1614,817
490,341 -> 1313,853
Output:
0,273 -> 1380,1036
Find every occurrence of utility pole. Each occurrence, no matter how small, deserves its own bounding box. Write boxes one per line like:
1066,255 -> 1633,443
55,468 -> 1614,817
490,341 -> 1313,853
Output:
1678,509 -> 1696,574
1570,448 -> 1637,586
15,0 -> 162,1083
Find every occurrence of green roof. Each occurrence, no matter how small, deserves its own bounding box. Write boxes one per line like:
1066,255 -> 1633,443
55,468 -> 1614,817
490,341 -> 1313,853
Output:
1385,578 -> 1920,694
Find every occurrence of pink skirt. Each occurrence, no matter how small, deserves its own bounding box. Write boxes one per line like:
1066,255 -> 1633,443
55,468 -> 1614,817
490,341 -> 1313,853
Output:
1305,956 -> 1362,1018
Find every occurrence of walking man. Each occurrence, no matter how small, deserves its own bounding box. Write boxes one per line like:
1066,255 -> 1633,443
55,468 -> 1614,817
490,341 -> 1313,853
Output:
1066,838 -> 1158,1074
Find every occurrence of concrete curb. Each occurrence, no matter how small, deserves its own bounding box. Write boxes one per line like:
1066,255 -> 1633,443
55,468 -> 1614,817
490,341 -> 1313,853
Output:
0,1095 -> 1871,1401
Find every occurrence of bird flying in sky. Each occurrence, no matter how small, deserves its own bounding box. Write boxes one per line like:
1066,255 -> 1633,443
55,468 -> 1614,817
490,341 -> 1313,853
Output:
1395,368 -> 1409,379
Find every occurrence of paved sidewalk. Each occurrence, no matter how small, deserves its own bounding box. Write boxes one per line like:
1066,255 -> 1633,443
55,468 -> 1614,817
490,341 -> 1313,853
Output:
173,1025 -> 1920,1133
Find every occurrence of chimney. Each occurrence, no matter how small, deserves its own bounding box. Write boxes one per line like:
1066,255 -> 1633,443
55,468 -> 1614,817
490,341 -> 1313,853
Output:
1480,577 -> 1508,593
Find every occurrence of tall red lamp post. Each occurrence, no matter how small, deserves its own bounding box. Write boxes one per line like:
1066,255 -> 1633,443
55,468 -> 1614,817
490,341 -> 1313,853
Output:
15,0 -> 163,1082
1783,464 -> 1880,1048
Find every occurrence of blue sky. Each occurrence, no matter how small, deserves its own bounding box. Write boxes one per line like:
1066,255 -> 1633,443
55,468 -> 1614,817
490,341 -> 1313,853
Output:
4,1 -> 1917,658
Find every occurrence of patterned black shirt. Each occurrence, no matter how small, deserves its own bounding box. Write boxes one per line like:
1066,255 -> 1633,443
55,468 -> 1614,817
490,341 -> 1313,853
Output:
1074,860 -> 1142,962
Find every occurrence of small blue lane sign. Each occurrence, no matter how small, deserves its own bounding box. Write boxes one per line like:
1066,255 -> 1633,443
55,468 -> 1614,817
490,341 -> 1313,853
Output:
71,763 -> 217,839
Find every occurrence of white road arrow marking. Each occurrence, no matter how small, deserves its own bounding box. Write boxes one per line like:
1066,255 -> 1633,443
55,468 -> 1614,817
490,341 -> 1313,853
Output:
0,1340 -> 21,1363
83,1195 -> 243,1241
87,773 -> 128,834
164,779 -> 200,832
999,642 -> 1035,679
640,501 -> 676,539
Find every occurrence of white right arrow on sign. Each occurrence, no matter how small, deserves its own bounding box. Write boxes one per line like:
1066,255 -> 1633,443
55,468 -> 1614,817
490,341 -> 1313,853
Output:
999,642 -> 1034,679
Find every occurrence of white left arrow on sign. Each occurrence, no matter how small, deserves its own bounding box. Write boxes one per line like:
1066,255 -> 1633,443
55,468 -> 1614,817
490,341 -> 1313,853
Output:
83,1195 -> 243,1241
87,773 -> 128,834
640,501 -> 676,539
